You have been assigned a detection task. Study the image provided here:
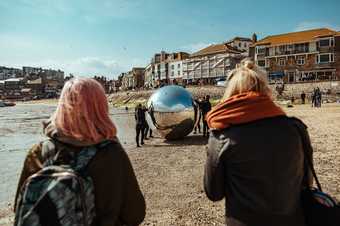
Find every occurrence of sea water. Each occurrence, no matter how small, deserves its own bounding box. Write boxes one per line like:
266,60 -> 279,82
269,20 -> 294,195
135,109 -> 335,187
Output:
0,104 -> 135,207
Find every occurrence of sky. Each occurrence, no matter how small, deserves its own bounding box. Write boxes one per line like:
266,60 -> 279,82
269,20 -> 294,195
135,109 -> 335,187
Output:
1,0 -> 340,79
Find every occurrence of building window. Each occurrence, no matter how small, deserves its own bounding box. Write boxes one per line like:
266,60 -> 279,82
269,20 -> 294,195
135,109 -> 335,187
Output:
288,72 -> 295,83
177,64 -> 180,68
256,46 -> 266,54
279,58 -> 285,66
177,71 -> 180,76
257,60 -> 265,67
265,59 -> 269,68
171,65 -> 174,70
171,72 -> 174,77
279,45 -> 286,53
295,43 -> 308,53
244,43 -> 247,48
319,38 -> 334,47
317,53 -> 334,63
297,56 -> 305,65
239,43 -> 241,48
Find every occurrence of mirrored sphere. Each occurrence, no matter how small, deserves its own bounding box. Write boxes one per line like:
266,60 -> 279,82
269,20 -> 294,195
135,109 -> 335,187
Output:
146,85 -> 197,140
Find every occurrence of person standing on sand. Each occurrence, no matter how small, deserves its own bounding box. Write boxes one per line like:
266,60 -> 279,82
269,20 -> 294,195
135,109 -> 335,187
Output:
311,88 -> 316,107
301,91 -> 306,104
14,78 -> 145,226
201,95 -> 212,137
193,98 -> 202,134
204,59 -> 313,226
135,104 -> 146,147
316,87 -> 322,108
142,105 -> 153,139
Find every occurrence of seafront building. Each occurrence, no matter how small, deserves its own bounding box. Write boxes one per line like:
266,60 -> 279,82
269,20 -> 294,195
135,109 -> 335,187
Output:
153,51 -> 189,86
121,67 -> 145,90
143,51 -> 189,88
0,66 -> 65,99
182,36 -> 254,85
251,28 -> 340,84
144,63 -> 154,88
0,67 -> 23,80
167,52 -> 190,85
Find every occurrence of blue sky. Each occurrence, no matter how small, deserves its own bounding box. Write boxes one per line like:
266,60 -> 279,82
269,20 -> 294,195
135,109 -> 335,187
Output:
1,0 -> 339,78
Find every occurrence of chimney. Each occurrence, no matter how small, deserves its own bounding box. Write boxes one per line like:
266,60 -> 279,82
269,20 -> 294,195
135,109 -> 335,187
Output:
252,33 -> 257,43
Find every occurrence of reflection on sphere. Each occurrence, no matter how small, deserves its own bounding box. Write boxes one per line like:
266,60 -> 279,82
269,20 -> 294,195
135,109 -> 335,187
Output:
146,85 -> 197,140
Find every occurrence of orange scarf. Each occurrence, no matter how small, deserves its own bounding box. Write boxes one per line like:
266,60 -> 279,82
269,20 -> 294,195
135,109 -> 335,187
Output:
206,91 -> 286,130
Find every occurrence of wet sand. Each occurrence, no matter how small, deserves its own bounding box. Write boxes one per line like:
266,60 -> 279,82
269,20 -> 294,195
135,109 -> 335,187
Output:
1,103 -> 340,225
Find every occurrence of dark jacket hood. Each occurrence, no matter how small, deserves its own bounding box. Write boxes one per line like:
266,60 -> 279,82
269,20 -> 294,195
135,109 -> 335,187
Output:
43,120 -> 104,147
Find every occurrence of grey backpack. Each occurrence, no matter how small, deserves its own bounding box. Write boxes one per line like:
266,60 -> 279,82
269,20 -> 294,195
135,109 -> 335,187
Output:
14,139 -> 111,226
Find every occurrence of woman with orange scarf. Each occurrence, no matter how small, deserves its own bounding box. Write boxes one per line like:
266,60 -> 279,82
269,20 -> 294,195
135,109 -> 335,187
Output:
204,59 -> 313,226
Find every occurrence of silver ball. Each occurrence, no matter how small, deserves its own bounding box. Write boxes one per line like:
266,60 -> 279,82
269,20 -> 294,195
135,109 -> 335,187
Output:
146,85 -> 197,140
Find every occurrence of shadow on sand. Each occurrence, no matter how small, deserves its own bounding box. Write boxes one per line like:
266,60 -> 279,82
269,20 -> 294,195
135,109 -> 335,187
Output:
149,134 -> 208,147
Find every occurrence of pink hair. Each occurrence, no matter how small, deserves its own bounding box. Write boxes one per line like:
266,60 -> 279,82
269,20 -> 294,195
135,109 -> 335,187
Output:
52,78 -> 117,143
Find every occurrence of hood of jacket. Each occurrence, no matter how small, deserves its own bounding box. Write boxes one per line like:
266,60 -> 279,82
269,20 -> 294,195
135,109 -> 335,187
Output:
43,120 -> 107,147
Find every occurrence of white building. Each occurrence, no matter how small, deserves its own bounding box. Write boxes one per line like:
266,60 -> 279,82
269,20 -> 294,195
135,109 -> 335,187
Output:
23,66 -> 42,75
168,60 -> 184,84
225,36 -> 254,55
182,36 -> 255,85
147,51 -> 189,86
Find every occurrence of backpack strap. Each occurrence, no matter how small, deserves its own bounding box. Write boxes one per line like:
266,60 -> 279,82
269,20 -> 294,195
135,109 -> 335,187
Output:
42,138 -> 113,172
291,117 -> 322,191
41,139 -> 60,167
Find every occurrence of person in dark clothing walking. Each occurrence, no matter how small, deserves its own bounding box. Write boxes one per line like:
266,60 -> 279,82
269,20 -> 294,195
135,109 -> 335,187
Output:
311,88 -> 316,107
201,95 -> 212,137
315,87 -> 322,107
301,91 -> 306,104
135,104 -> 146,147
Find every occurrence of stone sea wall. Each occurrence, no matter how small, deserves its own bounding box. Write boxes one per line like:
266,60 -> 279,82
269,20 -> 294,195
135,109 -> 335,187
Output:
108,81 -> 340,107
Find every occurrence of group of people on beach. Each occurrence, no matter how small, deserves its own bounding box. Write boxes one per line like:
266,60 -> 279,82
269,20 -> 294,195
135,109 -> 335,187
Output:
193,95 -> 212,137
311,87 -> 322,107
292,88 -> 322,107
13,58 -> 317,226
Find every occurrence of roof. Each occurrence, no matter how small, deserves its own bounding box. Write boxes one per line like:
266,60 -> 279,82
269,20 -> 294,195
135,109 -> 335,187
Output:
132,67 -> 145,71
21,88 -> 31,92
27,78 -> 42,84
254,28 -> 340,47
4,78 -> 23,82
225,37 -> 253,43
190,43 -> 242,57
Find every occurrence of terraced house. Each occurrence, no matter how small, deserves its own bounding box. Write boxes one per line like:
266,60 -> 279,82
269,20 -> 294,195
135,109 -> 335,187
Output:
182,36 -> 254,85
144,51 -> 189,88
252,28 -> 340,84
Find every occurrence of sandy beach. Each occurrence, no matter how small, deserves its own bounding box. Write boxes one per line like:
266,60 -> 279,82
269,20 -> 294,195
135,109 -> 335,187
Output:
1,103 -> 340,225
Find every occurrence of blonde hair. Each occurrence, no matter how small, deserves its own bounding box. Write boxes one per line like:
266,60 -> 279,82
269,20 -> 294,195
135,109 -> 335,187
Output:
223,58 -> 271,100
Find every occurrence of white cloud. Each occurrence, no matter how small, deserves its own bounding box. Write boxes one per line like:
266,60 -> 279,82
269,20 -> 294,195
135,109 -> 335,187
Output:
65,57 -> 128,77
179,42 -> 214,53
294,21 -> 340,32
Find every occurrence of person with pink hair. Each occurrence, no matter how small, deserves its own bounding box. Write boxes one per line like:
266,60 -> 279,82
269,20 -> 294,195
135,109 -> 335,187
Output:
14,78 -> 145,226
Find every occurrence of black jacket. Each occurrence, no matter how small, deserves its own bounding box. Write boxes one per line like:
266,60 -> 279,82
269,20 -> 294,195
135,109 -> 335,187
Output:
204,116 -> 313,226
135,107 -> 146,126
201,100 -> 212,116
